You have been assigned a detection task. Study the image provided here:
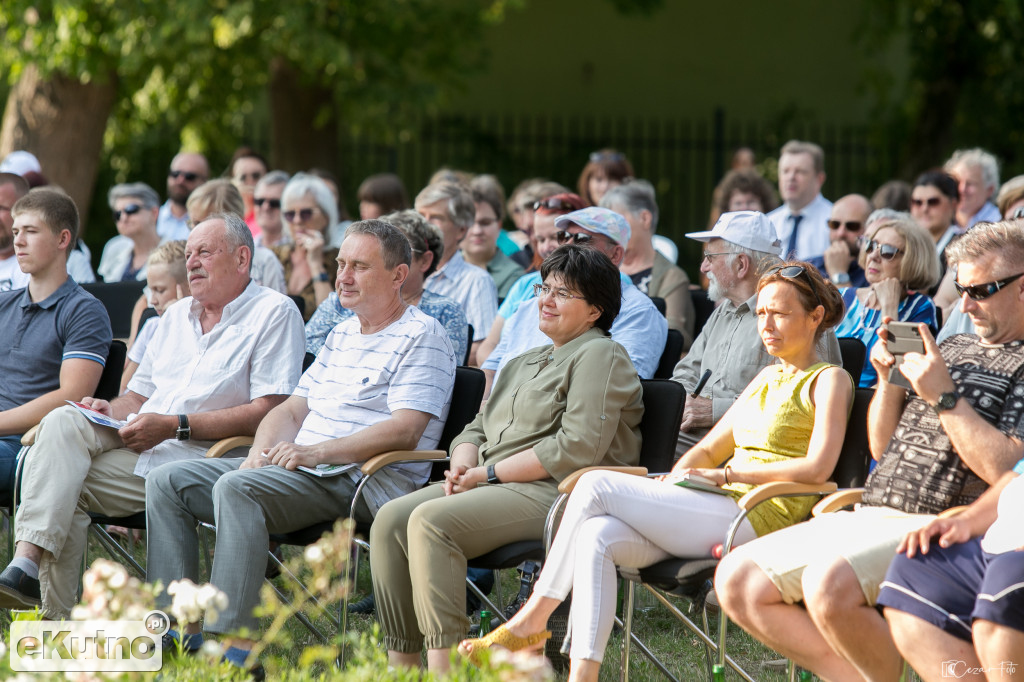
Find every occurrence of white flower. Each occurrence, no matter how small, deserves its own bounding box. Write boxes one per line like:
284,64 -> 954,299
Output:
304,545 -> 324,563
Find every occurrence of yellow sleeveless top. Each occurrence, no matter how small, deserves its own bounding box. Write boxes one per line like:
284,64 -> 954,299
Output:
721,362 -> 838,536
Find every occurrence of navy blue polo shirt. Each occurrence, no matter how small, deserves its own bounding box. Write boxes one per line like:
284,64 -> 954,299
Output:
0,277 -> 112,412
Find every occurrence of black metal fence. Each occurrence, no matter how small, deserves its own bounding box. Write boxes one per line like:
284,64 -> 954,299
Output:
340,109 -> 899,274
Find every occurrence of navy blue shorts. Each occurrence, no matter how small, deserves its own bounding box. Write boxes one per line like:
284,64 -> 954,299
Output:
877,537 -> 1024,642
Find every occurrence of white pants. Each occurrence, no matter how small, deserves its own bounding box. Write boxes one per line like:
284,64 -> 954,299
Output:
533,470 -> 757,662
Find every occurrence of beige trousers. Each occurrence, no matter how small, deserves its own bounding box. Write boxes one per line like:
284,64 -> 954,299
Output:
15,405 -> 147,618
370,482 -> 553,652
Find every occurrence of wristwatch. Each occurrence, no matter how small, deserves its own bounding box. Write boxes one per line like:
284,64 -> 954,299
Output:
831,272 -> 851,285
315,272 -> 330,283
176,414 -> 191,441
931,391 -> 959,414
486,464 -> 500,484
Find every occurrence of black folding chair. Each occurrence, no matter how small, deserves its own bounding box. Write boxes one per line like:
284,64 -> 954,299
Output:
82,281 -> 146,339
837,337 -> 866,387
654,329 -> 684,379
615,387 -> 875,681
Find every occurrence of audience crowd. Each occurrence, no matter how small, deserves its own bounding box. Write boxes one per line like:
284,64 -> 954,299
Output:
0,139 -> 1021,681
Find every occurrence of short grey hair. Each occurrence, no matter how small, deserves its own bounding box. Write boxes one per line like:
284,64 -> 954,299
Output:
108,182 -> 160,210
723,241 -> 781,276
206,212 -> 254,275
946,219 -> 1024,273
344,219 -> 412,270
866,208 -> 910,230
414,181 -> 475,230
281,173 -> 339,227
256,170 -> 290,193
600,179 -> 660,232
945,148 -> 1000,191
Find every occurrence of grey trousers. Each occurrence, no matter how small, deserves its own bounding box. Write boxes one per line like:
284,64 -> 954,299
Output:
146,458 -> 371,634
370,482 -> 553,652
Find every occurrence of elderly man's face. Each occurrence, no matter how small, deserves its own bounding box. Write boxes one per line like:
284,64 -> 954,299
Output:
950,162 -> 991,218
185,219 -> 248,306
335,232 -> 407,315
417,198 -> 466,254
0,183 -> 20,252
167,154 -> 209,204
828,196 -> 871,254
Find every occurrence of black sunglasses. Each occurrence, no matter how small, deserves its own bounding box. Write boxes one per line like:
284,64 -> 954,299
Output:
910,196 -> 943,208
534,198 -> 578,213
168,169 -> 203,182
284,208 -> 319,223
862,239 -> 903,261
112,203 -> 143,222
555,230 -> 595,246
828,220 -> 863,231
765,265 -> 823,308
954,272 -> 1024,301
254,197 -> 281,210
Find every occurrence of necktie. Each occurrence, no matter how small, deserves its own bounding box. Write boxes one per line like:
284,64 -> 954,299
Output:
786,214 -> 803,259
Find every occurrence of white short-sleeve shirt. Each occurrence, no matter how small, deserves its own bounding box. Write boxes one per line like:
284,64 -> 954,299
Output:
295,305 -> 456,511
127,280 -> 305,476
424,251 -> 497,342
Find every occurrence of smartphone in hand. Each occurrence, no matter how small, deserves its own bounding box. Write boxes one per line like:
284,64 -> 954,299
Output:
885,321 -> 925,390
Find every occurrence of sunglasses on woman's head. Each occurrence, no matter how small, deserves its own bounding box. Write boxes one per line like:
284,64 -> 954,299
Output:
534,198 -> 578,212
862,239 -> 903,260
112,203 -> 142,221
284,208 -> 318,223
764,265 -> 823,308
954,272 -> 1024,301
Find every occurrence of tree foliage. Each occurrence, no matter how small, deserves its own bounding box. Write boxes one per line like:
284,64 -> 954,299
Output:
859,0 -> 1024,176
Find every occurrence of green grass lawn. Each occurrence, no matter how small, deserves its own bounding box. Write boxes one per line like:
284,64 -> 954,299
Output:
0,523 -> 916,681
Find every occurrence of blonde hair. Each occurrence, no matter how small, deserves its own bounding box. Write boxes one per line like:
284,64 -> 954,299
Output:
857,217 -> 940,292
147,240 -> 188,286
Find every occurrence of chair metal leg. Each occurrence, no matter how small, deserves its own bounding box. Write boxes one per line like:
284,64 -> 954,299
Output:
619,579 -> 635,682
89,525 -> 146,577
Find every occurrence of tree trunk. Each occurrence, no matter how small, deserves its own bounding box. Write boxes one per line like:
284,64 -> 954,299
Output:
0,64 -> 118,237
268,57 -> 340,176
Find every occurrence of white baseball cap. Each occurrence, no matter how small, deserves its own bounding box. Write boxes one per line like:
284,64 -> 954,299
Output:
686,211 -> 781,255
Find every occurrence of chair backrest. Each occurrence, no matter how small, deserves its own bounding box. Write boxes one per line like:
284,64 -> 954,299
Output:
95,340 -> 127,401
464,324 -> 474,365
690,288 -> 716,340
430,366 -> 486,480
638,379 -> 686,474
288,294 -> 305,318
82,281 -> 147,339
654,329 -> 685,379
302,351 -> 316,372
837,337 -> 866,387
650,296 -> 667,316
831,387 -> 874,488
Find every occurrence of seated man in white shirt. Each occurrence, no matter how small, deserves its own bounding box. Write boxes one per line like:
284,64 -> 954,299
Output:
144,220 -> 456,673
417,181 -> 498,365
0,213 -> 305,618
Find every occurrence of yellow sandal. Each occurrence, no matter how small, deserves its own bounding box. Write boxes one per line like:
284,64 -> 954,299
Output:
458,623 -> 552,666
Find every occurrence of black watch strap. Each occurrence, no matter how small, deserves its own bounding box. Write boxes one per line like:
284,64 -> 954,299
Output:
486,464 -> 499,484
176,414 -> 191,441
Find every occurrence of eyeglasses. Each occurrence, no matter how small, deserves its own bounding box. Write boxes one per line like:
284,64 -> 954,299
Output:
954,272 -> 1024,301
254,197 -> 281,210
555,230 -> 597,246
911,197 -> 943,208
1013,206 -> 1024,220
828,220 -> 863,231
168,170 -> 203,182
532,283 -> 586,303
284,208 -> 320,223
701,250 -> 732,263
534,198 -> 579,213
112,203 -> 143,221
236,171 -> 263,183
765,265 -> 823,308
862,239 -> 904,260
